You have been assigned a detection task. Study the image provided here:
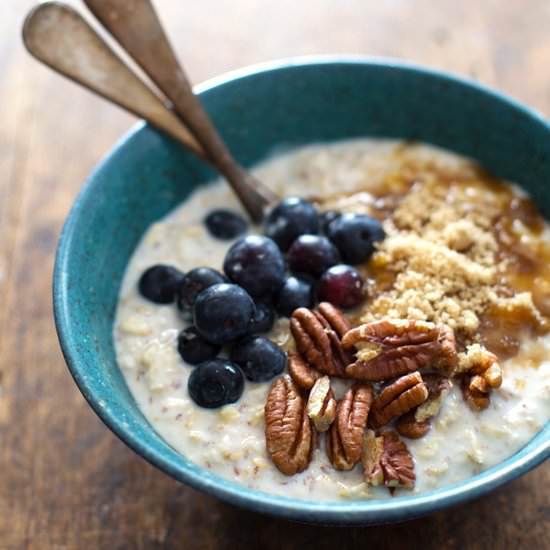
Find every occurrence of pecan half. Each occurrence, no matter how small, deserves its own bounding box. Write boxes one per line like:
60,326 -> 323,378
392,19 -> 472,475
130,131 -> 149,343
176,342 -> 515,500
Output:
306,376 -> 337,432
343,319 -> 457,381
417,374 -> 452,417
362,430 -> 415,489
457,344 -> 502,384
288,353 -> 320,390
370,371 -> 429,428
397,374 -> 452,439
265,375 -> 315,475
326,384 -> 373,470
458,345 -> 502,411
290,304 -> 352,377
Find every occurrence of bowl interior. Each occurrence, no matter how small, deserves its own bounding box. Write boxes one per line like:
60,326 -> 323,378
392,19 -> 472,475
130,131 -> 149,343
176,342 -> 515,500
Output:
54,59 -> 550,524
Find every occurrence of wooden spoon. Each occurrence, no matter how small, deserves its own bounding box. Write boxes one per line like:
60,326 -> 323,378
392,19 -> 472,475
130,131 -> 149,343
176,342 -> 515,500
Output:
23,1 -> 278,222
22,3 -> 204,157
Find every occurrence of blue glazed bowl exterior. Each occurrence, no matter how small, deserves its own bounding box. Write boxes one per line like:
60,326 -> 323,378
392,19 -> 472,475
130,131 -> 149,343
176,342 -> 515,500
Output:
53,58 -> 550,525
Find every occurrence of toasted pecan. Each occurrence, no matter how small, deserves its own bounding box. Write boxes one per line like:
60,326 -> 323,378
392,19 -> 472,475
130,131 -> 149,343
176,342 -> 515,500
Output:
343,319 -> 457,381
370,371 -> 429,428
306,376 -> 337,432
265,375 -> 315,475
459,345 -> 501,411
362,430 -> 385,485
343,319 -> 441,349
326,384 -> 373,470
288,353 -> 321,390
414,373 -> 451,421
362,430 -> 415,489
396,374 -> 451,439
290,305 -> 351,377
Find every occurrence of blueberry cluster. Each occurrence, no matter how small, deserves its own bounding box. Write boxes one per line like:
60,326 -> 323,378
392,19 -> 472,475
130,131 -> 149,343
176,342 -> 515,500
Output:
139,263 -> 285,408
262,197 -> 385,312
137,199 -> 385,409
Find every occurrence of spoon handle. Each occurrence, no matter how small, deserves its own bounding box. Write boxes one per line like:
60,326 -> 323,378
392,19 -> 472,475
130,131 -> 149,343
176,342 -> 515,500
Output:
22,3 -> 204,158
84,0 -> 278,222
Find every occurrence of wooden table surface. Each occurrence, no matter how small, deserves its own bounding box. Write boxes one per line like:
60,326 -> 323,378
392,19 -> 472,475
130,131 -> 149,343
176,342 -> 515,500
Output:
1,1 -> 549,548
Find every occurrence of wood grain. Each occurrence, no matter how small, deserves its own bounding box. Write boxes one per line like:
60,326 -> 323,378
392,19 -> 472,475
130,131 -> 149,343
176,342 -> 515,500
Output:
0,1 -> 548,548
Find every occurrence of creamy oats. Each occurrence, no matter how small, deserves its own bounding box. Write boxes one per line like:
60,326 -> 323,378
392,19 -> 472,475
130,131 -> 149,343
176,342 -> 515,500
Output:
114,140 -> 550,500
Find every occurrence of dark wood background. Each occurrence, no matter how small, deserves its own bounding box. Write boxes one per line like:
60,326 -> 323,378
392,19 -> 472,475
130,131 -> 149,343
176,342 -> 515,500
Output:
1,1 -> 548,548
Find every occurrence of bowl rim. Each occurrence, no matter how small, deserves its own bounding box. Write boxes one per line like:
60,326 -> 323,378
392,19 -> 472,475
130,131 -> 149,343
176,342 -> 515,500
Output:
53,56 -> 550,524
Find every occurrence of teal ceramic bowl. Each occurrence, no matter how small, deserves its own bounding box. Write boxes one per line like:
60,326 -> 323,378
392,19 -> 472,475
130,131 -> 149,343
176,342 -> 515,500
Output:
54,58 -> 550,525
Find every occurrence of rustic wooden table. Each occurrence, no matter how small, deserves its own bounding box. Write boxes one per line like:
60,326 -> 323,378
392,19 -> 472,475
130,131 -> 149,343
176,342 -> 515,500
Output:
1,1 -> 548,548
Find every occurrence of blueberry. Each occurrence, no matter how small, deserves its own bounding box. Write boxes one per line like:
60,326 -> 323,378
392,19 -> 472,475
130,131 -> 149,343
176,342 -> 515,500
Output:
230,336 -> 287,382
138,264 -> 185,304
320,210 -> 341,233
188,359 -> 244,408
176,267 -> 226,314
317,264 -> 365,309
194,283 -> 255,344
287,235 -> 340,278
264,197 -> 320,251
275,276 -> 314,317
326,213 -> 385,264
249,302 -> 275,334
177,326 -> 221,365
223,235 -> 285,298
204,209 -> 248,240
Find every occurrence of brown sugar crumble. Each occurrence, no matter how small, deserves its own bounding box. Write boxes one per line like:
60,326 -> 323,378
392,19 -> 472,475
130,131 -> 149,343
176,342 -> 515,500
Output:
314,145 -> 550,399
323,163 -> 550,353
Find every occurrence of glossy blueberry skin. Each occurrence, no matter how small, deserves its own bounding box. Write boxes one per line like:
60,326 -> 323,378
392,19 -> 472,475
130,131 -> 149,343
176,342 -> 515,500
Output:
193,283 -> 256,344
176,267 -> 226,314
287,234 -> 340,278
187,359 -> 245,408
249,302 -> 275,334
204,209 -> 248,240
317,264 -> 365,309
177,326 -> 221,365
326,213 -> 385,264
319,210 -> 341,233
223,235 -> 286,298
138,264 -> 185,304
264,197 -> 320,251
275,276 -> 314,317
230,336 -> 287,382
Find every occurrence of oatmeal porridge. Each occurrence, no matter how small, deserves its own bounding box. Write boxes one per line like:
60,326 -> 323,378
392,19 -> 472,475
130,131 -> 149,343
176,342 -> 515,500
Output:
115,139 -> 550,500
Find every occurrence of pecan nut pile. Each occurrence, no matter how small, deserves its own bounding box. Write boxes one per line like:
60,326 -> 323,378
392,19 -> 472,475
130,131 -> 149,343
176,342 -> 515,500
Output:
264,375 -> 315,475
290,303 -> 352,378
306,376 -> 337,432
326,384 -> 373,470
370,371 -> 429,428
362,430 -> 415,488
263,305 -> 497,493
342,319 -> 457,381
